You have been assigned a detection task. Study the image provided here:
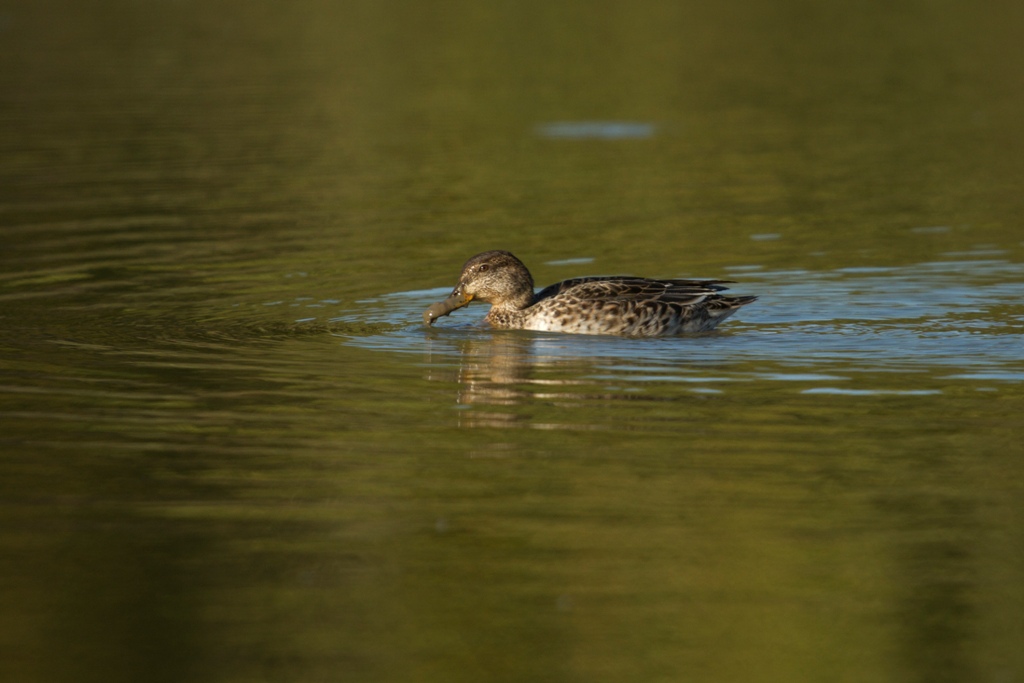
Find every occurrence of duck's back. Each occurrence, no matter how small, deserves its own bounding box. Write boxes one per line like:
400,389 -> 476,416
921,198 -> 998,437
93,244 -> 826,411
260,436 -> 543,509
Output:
522,276 -> 755,336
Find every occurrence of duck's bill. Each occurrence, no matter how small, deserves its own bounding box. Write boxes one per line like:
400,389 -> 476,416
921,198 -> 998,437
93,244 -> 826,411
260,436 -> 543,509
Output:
423,292 -> 473,326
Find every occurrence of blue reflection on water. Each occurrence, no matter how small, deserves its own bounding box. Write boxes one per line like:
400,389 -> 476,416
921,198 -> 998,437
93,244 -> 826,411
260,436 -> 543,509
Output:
332,258 -> 1024,390
536,121 -> 657,139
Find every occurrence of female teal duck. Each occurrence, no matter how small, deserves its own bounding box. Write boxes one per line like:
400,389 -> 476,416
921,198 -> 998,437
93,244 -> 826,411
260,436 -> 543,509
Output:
423,250 -> 756,336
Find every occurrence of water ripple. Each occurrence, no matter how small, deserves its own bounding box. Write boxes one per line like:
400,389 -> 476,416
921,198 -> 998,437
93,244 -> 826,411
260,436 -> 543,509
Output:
336,260 -> 1024,387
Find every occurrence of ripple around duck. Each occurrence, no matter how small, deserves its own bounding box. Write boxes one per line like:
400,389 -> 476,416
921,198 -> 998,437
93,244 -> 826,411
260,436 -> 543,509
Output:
334,261 -> 1024,386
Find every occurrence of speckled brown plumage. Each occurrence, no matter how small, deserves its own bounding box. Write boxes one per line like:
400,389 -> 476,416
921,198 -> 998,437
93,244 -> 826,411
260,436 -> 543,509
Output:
424,250 -> 757,336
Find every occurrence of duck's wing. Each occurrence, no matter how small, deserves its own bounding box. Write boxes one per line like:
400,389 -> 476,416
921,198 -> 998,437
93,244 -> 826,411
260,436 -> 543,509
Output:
536,276 -> 736,305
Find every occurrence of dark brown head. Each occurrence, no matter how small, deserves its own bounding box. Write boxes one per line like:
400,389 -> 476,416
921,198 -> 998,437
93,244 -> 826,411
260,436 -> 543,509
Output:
451,250 -> 536,310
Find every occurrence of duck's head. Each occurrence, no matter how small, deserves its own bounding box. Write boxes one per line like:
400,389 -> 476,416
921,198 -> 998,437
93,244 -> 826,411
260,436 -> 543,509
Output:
423,250 -> 535,325
453,250 -> 535,305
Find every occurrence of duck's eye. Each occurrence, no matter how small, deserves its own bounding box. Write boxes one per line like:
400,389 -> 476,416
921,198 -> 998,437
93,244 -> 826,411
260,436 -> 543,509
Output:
477,264 -> 489,272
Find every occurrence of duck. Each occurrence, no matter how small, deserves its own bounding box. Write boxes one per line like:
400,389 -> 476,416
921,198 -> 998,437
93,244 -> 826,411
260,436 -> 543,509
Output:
423,250 -> 756,336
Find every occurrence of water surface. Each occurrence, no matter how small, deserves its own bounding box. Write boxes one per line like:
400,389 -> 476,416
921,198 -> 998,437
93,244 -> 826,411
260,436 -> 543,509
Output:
2,1 -> 1023,682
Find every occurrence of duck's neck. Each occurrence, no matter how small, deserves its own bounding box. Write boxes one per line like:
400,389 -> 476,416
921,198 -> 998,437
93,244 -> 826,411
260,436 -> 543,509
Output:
501,287 -> 536,311
484,288 -> 536,328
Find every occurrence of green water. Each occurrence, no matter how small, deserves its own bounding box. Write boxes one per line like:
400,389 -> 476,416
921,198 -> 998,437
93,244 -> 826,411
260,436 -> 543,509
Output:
2,1 -> 1023,682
